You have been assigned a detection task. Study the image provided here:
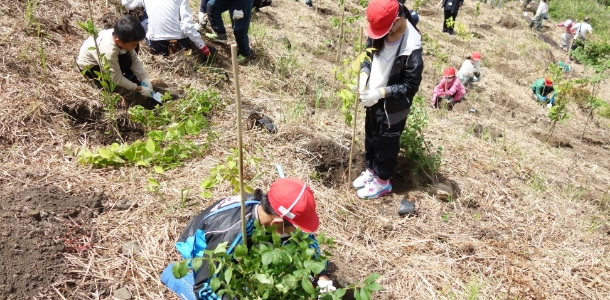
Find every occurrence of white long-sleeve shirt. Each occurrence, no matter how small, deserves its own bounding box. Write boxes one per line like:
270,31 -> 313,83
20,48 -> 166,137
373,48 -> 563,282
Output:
457,59 -> 481,78
122,0 -> 205,49
573,22 -> 593,40
535,1 -> 548,17
76,29 -> 147,91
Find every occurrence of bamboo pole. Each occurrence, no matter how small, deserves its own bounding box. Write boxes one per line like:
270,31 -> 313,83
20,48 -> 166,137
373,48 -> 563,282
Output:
231,44 -> 248,243
348,27 -> 364,184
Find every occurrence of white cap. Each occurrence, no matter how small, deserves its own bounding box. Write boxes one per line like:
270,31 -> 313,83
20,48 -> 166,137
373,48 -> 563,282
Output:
565,20 -> 573,26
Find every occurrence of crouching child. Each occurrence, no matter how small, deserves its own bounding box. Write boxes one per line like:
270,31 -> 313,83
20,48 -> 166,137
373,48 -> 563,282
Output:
76,15 -> 154,98
432,67 -> 466,108
160,178 -> 336,300
532,77 -> 557,107
457,51 -> 482,86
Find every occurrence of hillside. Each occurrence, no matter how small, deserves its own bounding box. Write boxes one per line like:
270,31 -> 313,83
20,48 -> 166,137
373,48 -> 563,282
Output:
0,0 -> 609,299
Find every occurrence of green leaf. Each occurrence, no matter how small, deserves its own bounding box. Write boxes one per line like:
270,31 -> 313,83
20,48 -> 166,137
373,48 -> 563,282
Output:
255,273 -> 272,284
301,275 -> 315,295
224,267 -> 233,285
214,242 -> 228,254
191,258 -> 203,272
171,261 -> 189,279
333,288 -> 347,299
210,276 -> 221,291
154,166 -> 164,174
145,138 -> 156,154
261,251 -> 273,267
365,282 -> 383,291
148,177 -> 160,187
363,273 -> 382,285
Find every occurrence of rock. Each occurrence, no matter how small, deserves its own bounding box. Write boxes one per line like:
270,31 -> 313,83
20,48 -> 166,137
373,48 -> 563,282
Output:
275,35 -> 291,50
115,199 -> 137,211
27,209 -> 41,221
398,199 -> 415,216
526,1 -> 539,13
122,241 -> 141,256
427,183 -> 454,201
39,210 -> 49,219
113,287 -> 132,300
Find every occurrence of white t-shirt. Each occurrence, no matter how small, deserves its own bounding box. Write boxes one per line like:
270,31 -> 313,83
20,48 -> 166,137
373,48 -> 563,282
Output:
122,0 -> 206,49
457,60 -> 481,78
536,1 -> 548,16
367,38 -> 402,90
574,22 -> 593,39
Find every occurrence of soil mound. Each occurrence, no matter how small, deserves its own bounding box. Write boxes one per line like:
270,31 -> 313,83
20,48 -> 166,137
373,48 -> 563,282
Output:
303,138 -> 363,187
0,187 -> 105,300
497,15 -> 519,29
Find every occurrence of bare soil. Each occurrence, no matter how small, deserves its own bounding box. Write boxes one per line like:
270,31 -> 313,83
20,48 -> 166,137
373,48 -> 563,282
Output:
0,187 -> 104,299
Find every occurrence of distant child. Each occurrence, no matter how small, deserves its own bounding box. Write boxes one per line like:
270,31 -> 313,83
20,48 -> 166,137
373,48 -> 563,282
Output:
531,77 -> 557,107
432,67 -> 466,107
457,51 -> 482,86
556,19 -> 573,50
529,0 -> 548,32
76,15 -> 154,98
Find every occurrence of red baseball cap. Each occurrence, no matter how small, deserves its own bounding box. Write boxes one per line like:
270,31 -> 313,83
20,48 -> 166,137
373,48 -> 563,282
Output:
471,51 -> 481,61
366,0 -> 400,39
544,77 -> 553,86
443,67 -> 456,77
268,178 -> 319,233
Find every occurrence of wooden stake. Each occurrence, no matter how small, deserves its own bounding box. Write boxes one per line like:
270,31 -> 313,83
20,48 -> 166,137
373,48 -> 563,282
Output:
348,27 -> 364,184
231,44 -> 248,243
336,5 -> 345,63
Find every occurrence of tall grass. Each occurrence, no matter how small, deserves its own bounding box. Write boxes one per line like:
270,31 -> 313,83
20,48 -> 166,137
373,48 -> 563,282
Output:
548,0 -> 610,39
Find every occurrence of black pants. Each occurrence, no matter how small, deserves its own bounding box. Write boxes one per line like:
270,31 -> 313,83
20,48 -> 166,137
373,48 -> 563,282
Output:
364,102 -> 408,181
83,52 -> 139,86
443,9 -> 458,34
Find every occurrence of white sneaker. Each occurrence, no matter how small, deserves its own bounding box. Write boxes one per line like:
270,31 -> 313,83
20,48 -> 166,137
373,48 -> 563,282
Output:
357,178 -> 392,199
353,169 -> 375,189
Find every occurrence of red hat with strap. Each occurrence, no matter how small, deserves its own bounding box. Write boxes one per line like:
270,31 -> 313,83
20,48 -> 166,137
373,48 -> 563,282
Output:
268,178 -> 319,233
366,0 -> 400,39
443,67 -> 456,77
544,77 -> 553,86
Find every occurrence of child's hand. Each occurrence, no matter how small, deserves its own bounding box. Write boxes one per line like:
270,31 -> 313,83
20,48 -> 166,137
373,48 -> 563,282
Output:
142,78 -> 153,90
139,86 -> 153,98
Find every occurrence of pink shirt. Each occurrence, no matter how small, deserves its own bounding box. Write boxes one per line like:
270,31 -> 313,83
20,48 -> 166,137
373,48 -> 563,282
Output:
431,77 -> 466,104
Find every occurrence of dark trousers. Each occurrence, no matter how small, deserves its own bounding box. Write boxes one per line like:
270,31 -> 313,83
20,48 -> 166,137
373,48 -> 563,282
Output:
83,52 -> 139,86
364,102 -> 408,181
200,0 -> 208,13
207,0 -> 254,56
443,9 -> 458,34
147,38 -> 191,56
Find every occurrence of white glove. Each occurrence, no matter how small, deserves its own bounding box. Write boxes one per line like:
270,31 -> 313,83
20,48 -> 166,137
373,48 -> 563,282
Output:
318,280 -> 336,298
141,78 -> 153,90
199,12 -> 205,24
139,86 -> 153,98
233,10 -> 244,20
359,87 -> 385,107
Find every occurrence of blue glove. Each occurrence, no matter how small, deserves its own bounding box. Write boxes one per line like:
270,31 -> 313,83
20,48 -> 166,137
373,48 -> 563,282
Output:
541,96 -> 547,101
549,97 -> 555,104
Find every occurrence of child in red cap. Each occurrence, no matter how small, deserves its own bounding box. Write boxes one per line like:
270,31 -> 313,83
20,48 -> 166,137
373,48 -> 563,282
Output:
531,77 -> 557,107
354,0 -> 424,199
432,67 -> 466,107
160,178 -> 335,299
457,51 -> 482,86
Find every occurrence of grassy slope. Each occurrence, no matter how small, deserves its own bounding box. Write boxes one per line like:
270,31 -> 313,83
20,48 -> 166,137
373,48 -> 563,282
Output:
0,0 -> 610,299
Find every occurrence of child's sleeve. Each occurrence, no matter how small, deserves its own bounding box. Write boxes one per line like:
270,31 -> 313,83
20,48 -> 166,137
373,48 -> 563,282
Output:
130,49 -> 149,81
99,41 -> 139,91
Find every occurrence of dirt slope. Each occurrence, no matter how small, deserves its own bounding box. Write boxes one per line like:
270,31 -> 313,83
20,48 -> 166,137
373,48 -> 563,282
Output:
0,0 -> 609,299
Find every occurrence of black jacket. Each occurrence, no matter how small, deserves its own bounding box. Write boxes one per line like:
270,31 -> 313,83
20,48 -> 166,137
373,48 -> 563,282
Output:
443,0 -> 463,14
360,23 -> 424,117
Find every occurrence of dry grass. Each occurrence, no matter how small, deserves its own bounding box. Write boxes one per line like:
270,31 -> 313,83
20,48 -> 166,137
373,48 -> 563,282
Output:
1,0 -> 610,299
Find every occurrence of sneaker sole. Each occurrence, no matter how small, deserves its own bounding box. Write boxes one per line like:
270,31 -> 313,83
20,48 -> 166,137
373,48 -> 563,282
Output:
358,186 -> 392,199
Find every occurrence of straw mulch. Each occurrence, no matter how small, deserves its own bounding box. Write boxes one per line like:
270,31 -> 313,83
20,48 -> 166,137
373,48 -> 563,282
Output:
1,0 -> 609,299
